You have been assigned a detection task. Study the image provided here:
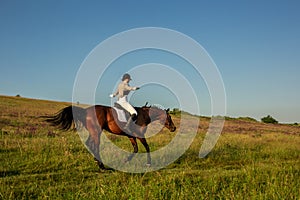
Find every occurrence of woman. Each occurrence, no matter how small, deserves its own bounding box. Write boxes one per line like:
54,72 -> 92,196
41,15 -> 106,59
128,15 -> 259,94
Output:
110,73 -> 140,133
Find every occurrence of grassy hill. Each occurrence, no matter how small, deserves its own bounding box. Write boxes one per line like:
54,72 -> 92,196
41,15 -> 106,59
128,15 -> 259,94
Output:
0,95 -> 299,199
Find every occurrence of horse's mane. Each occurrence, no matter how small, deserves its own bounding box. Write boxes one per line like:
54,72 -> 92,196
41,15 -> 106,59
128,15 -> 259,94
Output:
139,102 -> 165,110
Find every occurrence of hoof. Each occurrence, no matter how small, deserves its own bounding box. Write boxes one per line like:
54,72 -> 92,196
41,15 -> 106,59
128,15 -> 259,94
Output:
146,163 -> 151,167
98,164 -> 106,170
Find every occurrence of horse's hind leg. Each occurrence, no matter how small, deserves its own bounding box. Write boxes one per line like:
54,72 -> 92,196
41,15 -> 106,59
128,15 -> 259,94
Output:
86,135 -> 104,169
138,138 -> 151,166
125,137 -> 138,162
85,117 -> 105,169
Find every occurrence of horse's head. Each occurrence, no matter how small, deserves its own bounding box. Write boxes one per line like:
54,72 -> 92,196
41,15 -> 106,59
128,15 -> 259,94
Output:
148,107 -> 176,132
164,108 -> 176,132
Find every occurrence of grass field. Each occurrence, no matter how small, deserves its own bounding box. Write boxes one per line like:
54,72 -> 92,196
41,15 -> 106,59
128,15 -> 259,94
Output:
0,95 -> 299,199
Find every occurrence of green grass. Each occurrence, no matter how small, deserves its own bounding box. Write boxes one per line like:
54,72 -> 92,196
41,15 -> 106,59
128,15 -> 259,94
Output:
0,95 -> 299,199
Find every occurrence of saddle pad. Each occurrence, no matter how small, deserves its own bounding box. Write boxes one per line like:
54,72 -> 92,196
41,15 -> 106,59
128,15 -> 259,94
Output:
112,107 -> 127,122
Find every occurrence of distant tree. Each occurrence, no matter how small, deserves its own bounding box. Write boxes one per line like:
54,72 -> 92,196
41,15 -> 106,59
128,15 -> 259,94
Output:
261,115 -> 278,124
16,94 -> 21,97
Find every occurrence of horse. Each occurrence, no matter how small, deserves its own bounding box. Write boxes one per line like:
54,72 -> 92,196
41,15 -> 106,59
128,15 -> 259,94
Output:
45,103 -> 176,169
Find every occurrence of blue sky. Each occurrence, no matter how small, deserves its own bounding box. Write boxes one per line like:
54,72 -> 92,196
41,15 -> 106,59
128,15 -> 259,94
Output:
0,0 -> 299,123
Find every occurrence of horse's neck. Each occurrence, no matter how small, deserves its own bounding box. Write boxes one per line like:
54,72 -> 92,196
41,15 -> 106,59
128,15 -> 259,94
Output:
136,107 -> 152,125
143,108 -> 163,121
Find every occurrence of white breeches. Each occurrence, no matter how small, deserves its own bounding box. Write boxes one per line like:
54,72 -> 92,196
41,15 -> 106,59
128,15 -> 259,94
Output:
117,96 -> 137,116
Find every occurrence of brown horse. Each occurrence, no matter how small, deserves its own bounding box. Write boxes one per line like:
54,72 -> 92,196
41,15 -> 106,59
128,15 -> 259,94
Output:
46,104 -> 176,169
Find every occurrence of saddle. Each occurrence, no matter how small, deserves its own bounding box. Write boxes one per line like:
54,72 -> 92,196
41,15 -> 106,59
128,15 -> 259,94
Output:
112,103 -> 131,123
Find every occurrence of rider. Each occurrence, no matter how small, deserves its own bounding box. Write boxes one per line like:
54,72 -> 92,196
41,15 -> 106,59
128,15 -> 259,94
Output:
110,73 -> 140,133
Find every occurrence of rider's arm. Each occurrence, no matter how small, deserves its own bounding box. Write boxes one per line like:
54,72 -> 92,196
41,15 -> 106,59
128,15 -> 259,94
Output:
124,83 -> 138,91
112,90 -> 119,97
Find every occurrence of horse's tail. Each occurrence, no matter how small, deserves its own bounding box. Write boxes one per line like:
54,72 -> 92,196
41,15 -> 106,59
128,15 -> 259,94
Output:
45,106 -> 87,131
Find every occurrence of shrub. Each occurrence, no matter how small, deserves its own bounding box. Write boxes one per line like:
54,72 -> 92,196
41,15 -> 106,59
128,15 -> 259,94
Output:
261,115 -> 278,124
238,117 -> 257,122
170,108 -> 181,116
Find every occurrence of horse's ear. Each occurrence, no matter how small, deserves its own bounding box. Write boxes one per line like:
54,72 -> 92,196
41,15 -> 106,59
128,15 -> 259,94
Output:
166,108 -> 170,113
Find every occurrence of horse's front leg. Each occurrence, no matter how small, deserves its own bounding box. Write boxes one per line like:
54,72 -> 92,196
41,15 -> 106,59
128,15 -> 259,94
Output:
138,137 -> 151,166
125,137 -> 138,162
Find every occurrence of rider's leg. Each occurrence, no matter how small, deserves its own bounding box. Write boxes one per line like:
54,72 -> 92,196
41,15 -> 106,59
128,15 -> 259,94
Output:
117,101 -> 138,134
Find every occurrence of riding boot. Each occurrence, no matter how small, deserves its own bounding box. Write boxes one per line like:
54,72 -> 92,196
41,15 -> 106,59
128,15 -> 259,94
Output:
123,114 -> 136,134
